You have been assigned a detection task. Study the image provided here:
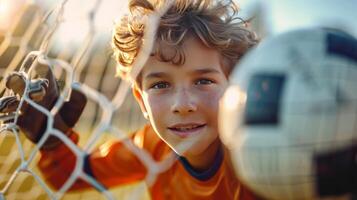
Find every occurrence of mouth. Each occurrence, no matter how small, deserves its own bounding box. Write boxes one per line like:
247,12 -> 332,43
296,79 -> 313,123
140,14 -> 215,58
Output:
168,123 -> 206,138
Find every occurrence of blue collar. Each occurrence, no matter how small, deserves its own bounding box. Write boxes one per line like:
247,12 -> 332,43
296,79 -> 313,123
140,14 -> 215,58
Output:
177,145 -> 224,181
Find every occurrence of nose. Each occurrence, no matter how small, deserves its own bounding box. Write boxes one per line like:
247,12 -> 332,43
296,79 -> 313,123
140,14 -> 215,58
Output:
171,88 -> 197,115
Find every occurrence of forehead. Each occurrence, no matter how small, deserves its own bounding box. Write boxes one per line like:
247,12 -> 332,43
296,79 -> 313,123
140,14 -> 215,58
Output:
139,36 -> 224,78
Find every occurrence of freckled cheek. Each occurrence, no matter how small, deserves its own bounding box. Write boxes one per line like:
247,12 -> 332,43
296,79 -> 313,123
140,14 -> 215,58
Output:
199,90 -> 226,126
146,95 -> 167,119
200,90 -> 225,111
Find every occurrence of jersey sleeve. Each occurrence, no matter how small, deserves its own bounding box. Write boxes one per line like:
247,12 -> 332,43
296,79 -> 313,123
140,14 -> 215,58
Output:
38,130 -> 91,190
38,125 -> 162,191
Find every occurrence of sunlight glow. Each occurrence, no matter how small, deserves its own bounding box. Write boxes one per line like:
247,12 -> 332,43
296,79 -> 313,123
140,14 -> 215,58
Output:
0,0 -> 27,32
223,86 -> 247,111
53,0 -> 128,47
0,0 -> 11,31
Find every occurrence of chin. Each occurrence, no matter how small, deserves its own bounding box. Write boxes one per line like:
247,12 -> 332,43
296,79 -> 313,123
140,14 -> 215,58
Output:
164,130 -> 218,157
168,140 -> 207,157
182,142 -> 211,157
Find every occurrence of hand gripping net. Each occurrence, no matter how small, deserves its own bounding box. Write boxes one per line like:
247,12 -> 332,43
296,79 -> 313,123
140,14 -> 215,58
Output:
0,0 -> 200,199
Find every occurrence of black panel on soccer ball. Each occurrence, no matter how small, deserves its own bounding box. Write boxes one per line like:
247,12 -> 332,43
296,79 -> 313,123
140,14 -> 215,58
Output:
314,143 -> 357,197
244,74 -> 285,125
326,32 -> 357,62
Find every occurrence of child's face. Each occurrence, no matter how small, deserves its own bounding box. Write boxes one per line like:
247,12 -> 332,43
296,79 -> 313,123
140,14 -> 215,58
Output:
133,36 -> 228,157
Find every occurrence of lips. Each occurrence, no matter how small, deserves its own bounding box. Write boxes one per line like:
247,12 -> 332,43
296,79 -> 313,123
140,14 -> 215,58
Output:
168,123 -> 206,137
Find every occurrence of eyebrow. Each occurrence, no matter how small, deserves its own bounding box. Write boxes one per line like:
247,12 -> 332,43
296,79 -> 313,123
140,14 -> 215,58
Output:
144,72 -> 168,80
144,68 -> 220,80
192,68 -> 220,75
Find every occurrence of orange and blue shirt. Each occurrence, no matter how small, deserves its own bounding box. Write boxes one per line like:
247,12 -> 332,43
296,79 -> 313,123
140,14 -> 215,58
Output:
38,124 -> 259,200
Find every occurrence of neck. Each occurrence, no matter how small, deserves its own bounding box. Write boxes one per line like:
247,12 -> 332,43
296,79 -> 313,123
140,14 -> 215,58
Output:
184,138 -> 221,172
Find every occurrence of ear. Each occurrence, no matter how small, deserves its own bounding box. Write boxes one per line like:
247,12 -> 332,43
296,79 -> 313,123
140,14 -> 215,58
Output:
132,85 -> 149,119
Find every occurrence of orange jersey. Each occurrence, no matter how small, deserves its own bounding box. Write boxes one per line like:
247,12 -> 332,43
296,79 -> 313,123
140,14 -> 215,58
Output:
39,124 -> 260,200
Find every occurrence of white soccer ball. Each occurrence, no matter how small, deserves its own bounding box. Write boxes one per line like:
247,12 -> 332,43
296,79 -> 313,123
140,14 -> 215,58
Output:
219,28 -> 357,200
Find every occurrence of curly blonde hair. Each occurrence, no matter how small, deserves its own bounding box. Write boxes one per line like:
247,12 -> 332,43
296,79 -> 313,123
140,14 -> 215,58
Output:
112,0 -> 258,80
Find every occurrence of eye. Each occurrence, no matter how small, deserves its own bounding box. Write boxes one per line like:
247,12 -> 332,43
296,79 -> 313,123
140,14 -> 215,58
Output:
150,81 -> 170,89
196,79 -> 214,85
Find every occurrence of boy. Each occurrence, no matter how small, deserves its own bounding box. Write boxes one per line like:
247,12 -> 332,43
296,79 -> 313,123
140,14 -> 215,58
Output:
0,0 -> 259,199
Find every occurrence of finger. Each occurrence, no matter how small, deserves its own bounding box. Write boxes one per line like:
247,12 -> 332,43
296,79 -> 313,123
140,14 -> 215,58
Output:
0,96 -> 20,113
22,54 -> 57,96
28,78 -> 49,102
0,112 -> 16,123
29,57 -> 56,83
59,87 -> 87,127
5,72 -> 26,96
5,71 -> 50,102
21,54 -> 52,80
27,57 -> 59,107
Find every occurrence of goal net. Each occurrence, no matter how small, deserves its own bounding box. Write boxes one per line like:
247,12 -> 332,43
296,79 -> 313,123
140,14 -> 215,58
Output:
0,0 -> 176,199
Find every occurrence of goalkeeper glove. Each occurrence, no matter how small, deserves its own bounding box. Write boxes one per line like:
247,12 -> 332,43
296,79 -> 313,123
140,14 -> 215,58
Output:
0,55 -> 87,150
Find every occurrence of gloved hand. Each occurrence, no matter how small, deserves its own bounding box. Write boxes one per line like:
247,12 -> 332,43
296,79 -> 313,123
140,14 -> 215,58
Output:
0,55 -> 87,150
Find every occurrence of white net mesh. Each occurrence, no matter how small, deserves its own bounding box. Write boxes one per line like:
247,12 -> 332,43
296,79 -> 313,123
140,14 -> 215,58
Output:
0,0 -> 181,199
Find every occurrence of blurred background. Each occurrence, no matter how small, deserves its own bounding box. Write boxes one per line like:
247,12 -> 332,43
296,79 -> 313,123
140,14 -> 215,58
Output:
238,0 -> 357,38
0,0 -> 356,199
